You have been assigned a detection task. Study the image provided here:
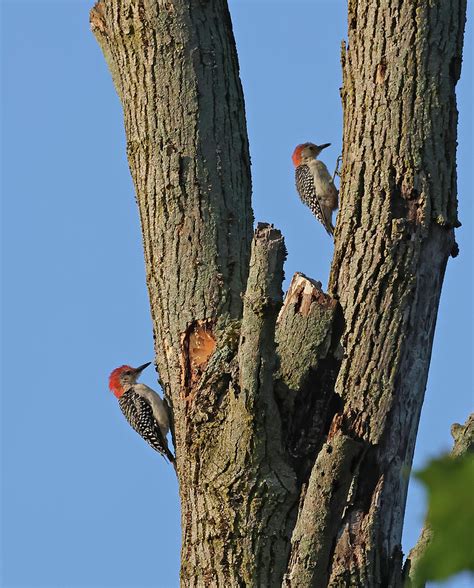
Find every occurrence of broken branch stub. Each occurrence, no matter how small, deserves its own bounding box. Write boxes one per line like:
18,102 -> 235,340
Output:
275,272 -> 342,480
238,222 -> 287,406
276,272 -> 339,394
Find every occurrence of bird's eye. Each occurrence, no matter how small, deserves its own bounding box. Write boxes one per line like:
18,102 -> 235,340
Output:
124,370 -> 132,376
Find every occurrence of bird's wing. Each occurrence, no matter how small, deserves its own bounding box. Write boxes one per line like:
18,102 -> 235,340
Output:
312,160 -> 339,207
133,383 -> 170,435
295,164 -> 334,236
120,391 -> 175,462
311,159 -> 333,184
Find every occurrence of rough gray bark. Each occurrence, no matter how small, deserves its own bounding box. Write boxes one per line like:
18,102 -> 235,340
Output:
91,0 -> 467,586
321,2 -> 466,583
283,432 -> 362,587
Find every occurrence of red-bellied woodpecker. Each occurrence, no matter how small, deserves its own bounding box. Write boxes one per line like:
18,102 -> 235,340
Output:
109,362 -> 175,464
292,142 -> 339,236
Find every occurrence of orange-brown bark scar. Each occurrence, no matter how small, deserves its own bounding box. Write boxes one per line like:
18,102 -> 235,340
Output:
181,319 -> 216,402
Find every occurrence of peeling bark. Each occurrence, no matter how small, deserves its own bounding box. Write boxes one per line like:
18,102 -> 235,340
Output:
91,0 -> 467,586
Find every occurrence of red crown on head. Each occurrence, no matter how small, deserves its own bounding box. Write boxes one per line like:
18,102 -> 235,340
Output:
109,365 -> 133,398
292,143 -> 309,167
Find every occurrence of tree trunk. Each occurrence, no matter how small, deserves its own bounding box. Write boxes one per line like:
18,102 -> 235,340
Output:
320,1 -> 466,584
91,0 -> 467,586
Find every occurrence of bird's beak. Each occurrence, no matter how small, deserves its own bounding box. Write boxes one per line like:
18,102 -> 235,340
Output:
135,362 -> 152,374
318,143 -> 331,151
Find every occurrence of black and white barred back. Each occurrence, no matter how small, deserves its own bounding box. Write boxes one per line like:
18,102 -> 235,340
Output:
295,164 -> 333,236
119,389 -> 174,462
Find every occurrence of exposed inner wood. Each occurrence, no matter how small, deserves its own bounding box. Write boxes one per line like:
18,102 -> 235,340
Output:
181,319 -> 217,398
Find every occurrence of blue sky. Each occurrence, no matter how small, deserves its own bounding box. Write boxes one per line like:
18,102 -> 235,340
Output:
1,1 -> 472,587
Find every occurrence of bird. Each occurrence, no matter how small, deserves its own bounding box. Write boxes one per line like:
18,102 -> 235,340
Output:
292,142 -> 339,236
108,362 -> 175,464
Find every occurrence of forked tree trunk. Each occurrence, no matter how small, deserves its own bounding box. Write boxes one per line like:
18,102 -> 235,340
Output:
91,0 -> 467,586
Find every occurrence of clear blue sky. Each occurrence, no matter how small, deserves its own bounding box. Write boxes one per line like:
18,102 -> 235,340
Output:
1,1 -> 472,587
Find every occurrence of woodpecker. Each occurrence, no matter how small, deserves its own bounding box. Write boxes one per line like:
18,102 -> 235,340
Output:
109,362 -> 175,464
292,142 -> 339,236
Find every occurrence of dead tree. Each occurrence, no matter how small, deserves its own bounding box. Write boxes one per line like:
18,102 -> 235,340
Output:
91,0 -> 467,585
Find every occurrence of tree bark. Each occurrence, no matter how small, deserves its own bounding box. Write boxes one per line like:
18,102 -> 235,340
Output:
322,2 -> 466,583
91,0 -> 467,586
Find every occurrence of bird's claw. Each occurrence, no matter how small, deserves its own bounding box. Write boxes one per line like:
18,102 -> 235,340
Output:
333,155 -> 343,181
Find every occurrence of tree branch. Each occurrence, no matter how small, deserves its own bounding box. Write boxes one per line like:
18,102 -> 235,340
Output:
275,273 -> 342,481
405,414 -> 474,586
284,430 -> 362,587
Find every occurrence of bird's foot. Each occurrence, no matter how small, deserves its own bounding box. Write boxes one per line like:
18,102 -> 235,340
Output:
332,155 -> 342,182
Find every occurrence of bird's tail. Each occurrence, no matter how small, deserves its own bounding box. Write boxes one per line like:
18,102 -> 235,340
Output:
164,445 -> 177,470
322,208 -> 334,237
168,451 -> 177,474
